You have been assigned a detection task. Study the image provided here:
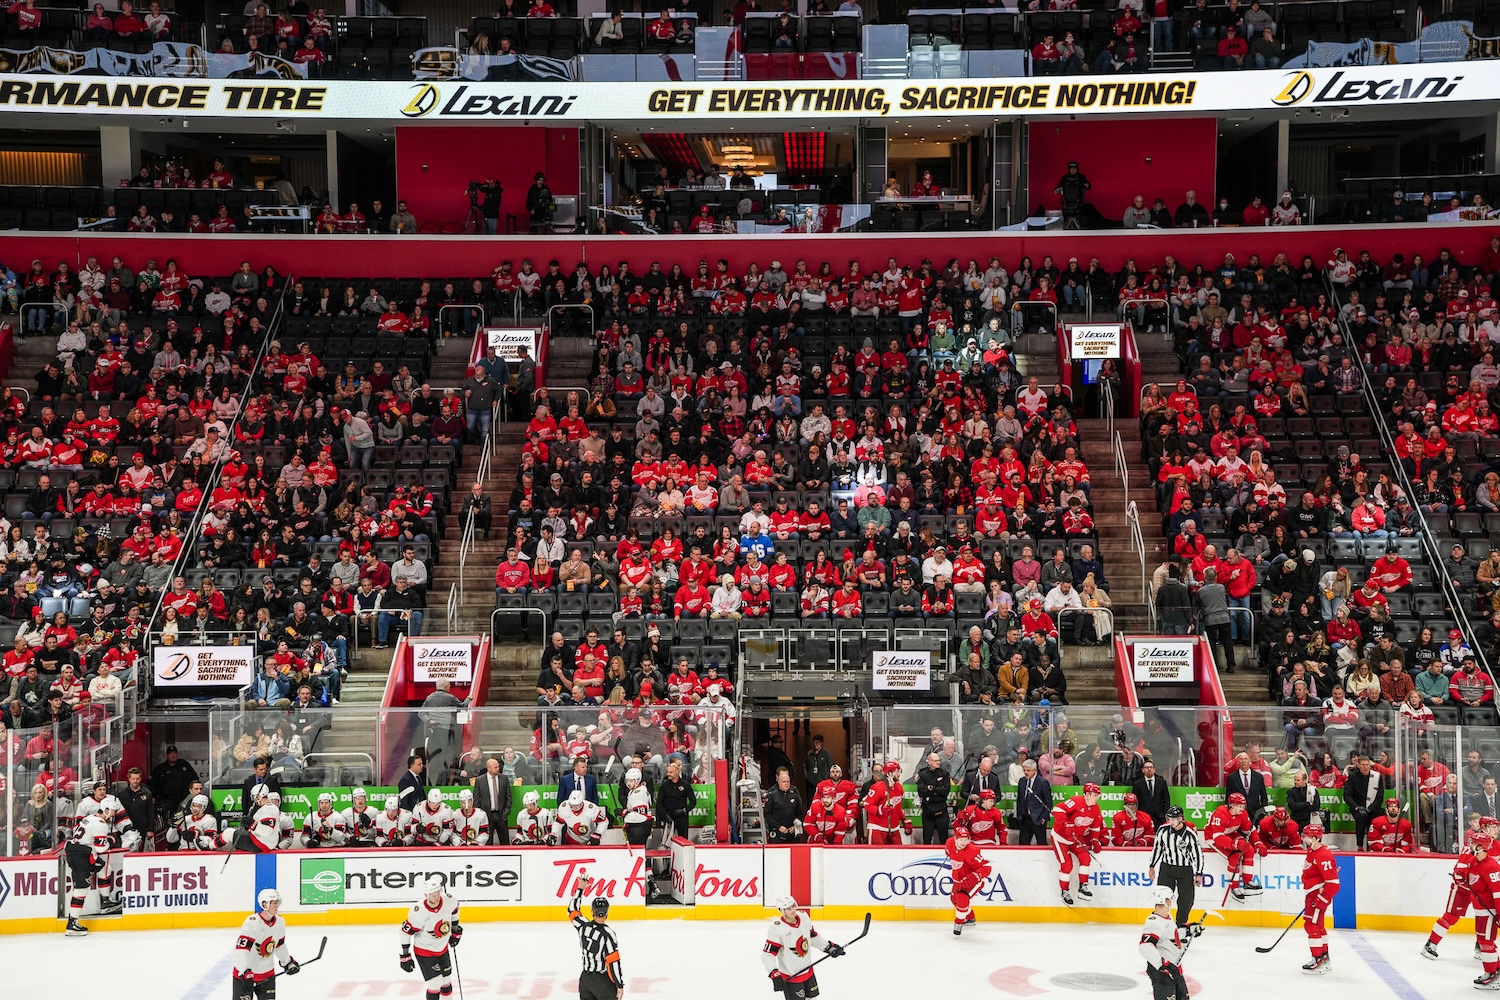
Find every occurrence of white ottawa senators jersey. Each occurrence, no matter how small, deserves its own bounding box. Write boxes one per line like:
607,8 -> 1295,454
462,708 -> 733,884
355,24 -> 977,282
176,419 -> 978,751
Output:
234,911 -> 290,982
453,806 -> 491,845
514,807 -> 554,844
412,802 -> 455,845
301,807 -> 351,848
1138,912 -> 1185,969
171,812 -> 219,850
553,800 -> 608,845
342,803 -> 379,842
374,808 -> 413,847
622,786 -> 653,827
247,803 -> 282,852
78,793 -> 133,840
760,911 -> 828,983
276,810 -> 297,849
69,814 -> 113,858
399,891 -> 461,956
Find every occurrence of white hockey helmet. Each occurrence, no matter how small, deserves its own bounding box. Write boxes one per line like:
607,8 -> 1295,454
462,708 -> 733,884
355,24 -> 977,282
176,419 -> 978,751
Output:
1150,885 -> 1176,908
567,789 -> 586,808
351,787 -> 367,802
772,893 -> 799,915
523,791 -> 541,807
625,767 -> 642,785
423,875 -> 445,897
191,794 -> 209,812
385,795 -> 401,812
267,791 -> 282,803
318,792 -> 333,804
250,783 -> 270,801
427,788 -> 444,805
258,888 -> 282,909
458,789 -> 474,803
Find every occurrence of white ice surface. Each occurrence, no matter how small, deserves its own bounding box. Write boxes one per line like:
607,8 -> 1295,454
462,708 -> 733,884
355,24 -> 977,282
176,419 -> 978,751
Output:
4,918 -> 1478,1000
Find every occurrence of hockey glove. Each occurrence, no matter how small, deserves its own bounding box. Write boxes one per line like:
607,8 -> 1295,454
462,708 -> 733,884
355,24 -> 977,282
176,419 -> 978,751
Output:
283,961 -> 301,976
902,820 -> 913,835
1184,923 -> 1205,939
400,952 -> 415,973
825,943 -> 845,958
770,972 -> 785,992
450,922 -> 463,948
1254,840 -> 1268,858
1160,962 -> 1179,977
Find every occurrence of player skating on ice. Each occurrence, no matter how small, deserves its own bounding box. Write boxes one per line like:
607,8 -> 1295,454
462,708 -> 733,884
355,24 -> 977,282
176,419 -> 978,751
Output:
1205,792 -> 1263,900
804,788 -> 851,845
863,761 -> 910,845
1424,830 -> 1487,960
762,894 -> 845,998
166,794 -> 219,851
568,876 -> 623,1000
375,795 -> 415,847
946,824 -> 991,936
64,798 -> 117,934
1469,835 -> 1500,990
515,791 -> 556,845
1140,886 -> 1201,1000
1050,781 -> 1104,905
399,876 -> 462,1000
1300,822 -> 1339,975
956,788 -> 1006,846
232,889 -> 300,999
453,789 -> 492,846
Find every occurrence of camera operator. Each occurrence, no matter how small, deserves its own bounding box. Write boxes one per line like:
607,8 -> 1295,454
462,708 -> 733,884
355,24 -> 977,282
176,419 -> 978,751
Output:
469,179 -> 501,234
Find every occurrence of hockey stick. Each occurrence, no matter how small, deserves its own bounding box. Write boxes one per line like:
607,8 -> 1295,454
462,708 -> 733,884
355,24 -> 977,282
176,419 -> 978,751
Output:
1177,910 -> 1223,961
1254,913 -> 1303,954
453,947 -> 467,1000
804,913 -> 872,972
1218,852 -> 1242,907
290,935 -> 329,971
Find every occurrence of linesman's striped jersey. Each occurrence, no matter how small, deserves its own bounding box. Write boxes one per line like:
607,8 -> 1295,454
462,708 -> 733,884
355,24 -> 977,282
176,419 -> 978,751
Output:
568,891 -> 622,985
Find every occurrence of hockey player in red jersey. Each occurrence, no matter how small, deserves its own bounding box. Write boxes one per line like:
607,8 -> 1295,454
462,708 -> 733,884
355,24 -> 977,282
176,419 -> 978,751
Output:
1050,782 -> 1105,905
1366,798 -> 1415,853
1205,792 -> 1263,900
1472,838 -> 1500,989
1255,807 -> 1300,850
946,824 -> 991,937
815,763 -> 860,817
1112,793 -> 1155,847
1424,832 -> 1487,960
1300,822 -> 1340,975
956,788 -> 1007,846
863,761 -> 911,844
804,789 -> 851,845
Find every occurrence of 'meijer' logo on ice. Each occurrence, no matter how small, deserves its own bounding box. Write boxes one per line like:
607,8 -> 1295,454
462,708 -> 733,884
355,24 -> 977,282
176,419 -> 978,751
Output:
867,856 -> 1013,902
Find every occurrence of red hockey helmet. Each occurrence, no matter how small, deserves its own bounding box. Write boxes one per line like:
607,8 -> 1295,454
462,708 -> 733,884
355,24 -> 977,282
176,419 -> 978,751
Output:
1227,792 -> 1247,806
1273,806 -> 1288,822
1303,822 -> 1324,838
1083,783 -> 1102,796
979,787 -> 998,801
1473,833 -> 1494,852
1122,793 -> 1139,805
1483,816 -> 1500,830
883,760 -> 902,775
954,825 -> 971,839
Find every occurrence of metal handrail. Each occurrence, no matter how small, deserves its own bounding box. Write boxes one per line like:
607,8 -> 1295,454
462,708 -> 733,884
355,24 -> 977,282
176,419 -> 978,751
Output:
1126,499 -> 1154,630
1101,377 -> 1116,435
1119,295 -> 1171,324
446,582 -> 460,634
437,303 -> 485,341
456,398 -> 501,611
1056,606 -> 1116,641
7,386 -> 29,404
1112,429 -> 1129,509
547,302 -> 595,338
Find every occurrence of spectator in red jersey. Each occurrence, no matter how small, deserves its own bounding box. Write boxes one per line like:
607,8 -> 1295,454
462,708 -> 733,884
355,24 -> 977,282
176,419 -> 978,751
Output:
1218,25 -> 1249,69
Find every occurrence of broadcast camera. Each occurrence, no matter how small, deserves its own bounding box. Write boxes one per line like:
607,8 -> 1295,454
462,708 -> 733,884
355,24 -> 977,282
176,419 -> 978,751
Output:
466,179 -> 500,206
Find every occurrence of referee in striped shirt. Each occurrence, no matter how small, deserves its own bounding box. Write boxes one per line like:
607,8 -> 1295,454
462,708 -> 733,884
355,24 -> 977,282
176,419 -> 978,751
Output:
568,877 -> 623,1000
1148,805 -> 1203,928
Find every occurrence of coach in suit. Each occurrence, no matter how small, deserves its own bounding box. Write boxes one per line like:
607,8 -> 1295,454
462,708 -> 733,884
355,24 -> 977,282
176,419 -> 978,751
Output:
557,754 -> 600,804
1224,753 -> 1270,818
396,754 -> 426,812
237,757 -> 281,823
1130,758 -> 1171,826
473,755 -> 513,845
1013,759 -> 1054,845
1469,776 -> 1500,820
1343,754 -> 1388,849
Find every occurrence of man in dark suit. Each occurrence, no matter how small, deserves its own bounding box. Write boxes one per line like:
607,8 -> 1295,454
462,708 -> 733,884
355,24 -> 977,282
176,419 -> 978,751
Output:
1342,754 -> 1388,849
1130,757 -> 1171,827
1224,751 -> 1270,818
1469,776 -> 1500,820
557,754 -> 600,804
238,757 -> 281,824
1013,758 -> 1053,845
396,754 -> 426,812
473,755 -> 512,845
961,754 -> 1003,802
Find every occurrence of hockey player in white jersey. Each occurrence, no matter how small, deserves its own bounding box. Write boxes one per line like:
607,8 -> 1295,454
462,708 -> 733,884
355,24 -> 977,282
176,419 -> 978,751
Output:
1140,886 -> 1201,1000
302,792 -> 352,848
64,807 -> 117,935
166,795 -> 219,851
76,779 -> 140,851
514,791 -> 555,845
553,789 -> 608,846
233,888 -> 300,1000
399,876 -> 463,1000
413,788 -> 455,846
761,894 -> 846,1000
342,788 -> 379,845
621,768 -> 653,847
269,791 -> 297,849
223,784 -> 283,852
452,789 -> 491,846
375,795 -> 414,847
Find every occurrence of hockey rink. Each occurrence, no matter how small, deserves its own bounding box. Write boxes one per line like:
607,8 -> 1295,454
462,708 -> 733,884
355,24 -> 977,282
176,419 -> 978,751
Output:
5,918 -> 1482,1000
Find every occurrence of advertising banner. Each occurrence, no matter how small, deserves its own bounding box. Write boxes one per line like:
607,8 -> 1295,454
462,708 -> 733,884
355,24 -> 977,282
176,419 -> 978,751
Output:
870,650 -> 931,691
409,638 -> 474,684
1068,323 -> 1123,360
0,63 -> 1490,122
299,850 -> 523,905
484,327 -> 540,363
153,644 -> 256,688
1129,639 -> 1196,683
0,40 -> 306,79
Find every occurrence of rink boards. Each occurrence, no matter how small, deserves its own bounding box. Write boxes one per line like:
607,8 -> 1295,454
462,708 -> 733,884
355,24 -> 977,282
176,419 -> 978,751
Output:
0,843 -> 1469,934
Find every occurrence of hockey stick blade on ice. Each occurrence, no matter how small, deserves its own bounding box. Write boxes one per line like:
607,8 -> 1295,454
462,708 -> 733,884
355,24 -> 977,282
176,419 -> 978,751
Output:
805,913 -> 871,972
1254,913 -> 1303,954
